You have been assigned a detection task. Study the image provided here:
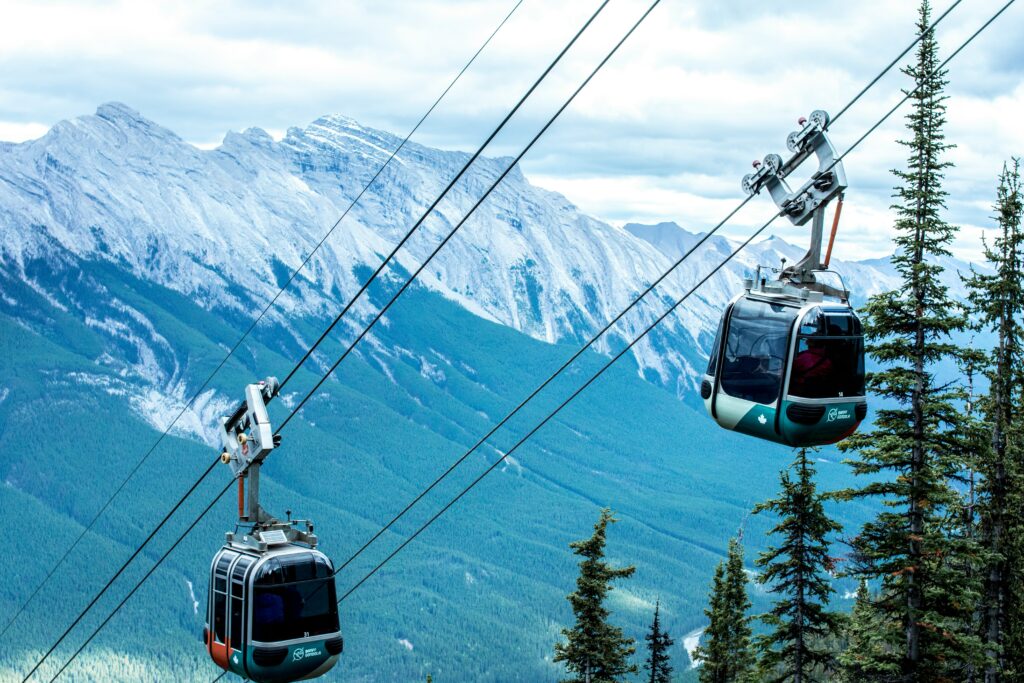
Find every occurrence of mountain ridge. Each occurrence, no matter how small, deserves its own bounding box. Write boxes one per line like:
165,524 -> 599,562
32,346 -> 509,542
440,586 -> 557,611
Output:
0,102 -> 986,437
0,102 -> 980,682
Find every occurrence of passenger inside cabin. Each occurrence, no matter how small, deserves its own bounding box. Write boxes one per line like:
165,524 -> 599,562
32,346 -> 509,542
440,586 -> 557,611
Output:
254,591 -> 285,629
790,338 -> 834,397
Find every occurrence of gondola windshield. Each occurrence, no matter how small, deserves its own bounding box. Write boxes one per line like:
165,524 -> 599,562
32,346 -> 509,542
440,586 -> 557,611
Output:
789,307 -> 865,400
253,555 -> 339,642
720,298 -> 792,405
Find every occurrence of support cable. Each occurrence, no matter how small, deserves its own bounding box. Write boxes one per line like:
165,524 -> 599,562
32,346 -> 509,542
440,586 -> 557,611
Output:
275,0 -> 658,434
275,0 -> 613,394
20,1 -> 616,678
829,0 -> 963,127
45,482 -> 235,683
330,0 -> 1018,602
336,211 -> 781,603
39,0 -> 1017,678
1,0 -> 523,646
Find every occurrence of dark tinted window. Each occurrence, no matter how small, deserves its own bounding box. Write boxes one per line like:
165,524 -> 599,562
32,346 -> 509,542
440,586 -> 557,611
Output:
212,552 -> 234,644
720,298 -> 795,404
789,336 -> 866,399
252,576 -> 339,642
706,312 -> 726,375
252,553 -> 338,642
214,592 -> 227,643
799,307 -> 863,337
254,554 -> 333,584
230,579 -> 244,643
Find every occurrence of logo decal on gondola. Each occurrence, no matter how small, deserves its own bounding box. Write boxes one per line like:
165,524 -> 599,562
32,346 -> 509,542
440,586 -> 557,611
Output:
757,414 -> 767,425
293,646 -> 322,662
827,408 -> 851,423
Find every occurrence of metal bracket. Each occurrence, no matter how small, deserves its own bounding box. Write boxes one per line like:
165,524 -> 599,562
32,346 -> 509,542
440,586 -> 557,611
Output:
741,110 -> 847,226
219,377 -> 280,477
741,110 -> 850,300
782,205 -> 845,295
226,518 -> 319,551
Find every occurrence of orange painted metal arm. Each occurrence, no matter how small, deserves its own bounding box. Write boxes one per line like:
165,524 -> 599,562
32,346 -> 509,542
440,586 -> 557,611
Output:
824,194 -> 844,268
237,477 -> 245,520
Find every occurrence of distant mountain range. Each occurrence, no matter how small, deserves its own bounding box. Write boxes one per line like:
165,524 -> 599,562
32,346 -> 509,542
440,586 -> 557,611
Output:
1,104 -> 983,411
0,105 -> 983,681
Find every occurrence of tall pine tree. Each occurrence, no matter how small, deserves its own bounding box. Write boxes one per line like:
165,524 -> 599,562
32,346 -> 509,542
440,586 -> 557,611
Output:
643,599 -> 674,683
754,449 -> 842,682
696,538 -> 755,683
554,508 -> 637,683
964,158 -> 1024,681
835,1 -> 985,678
838,580 -> 898,682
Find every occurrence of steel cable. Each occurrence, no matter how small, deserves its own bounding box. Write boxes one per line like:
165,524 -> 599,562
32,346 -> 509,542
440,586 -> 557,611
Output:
1,0 -> 524,648
37,0 -> 1017,678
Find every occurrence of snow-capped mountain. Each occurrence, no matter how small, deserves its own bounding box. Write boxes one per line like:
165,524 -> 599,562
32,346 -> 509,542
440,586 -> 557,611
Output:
0,104 -> 982,407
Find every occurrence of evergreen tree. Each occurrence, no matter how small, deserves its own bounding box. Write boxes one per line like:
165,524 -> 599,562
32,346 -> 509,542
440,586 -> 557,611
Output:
837,580 -> 899,682
754,449 -> 842,682
554,508 -> 637,683
696,538 -> 755,683
949,355 -> 993,683
697,558 -> 730,682
643,599 -> 674,683
834,1 -> 986,678
964,158 -> 1024,681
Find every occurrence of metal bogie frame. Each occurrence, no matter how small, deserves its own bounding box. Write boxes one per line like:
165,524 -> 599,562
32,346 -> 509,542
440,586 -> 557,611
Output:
741,109 -> 850,303
220,377 -> 280,479
217,378 -> 318,552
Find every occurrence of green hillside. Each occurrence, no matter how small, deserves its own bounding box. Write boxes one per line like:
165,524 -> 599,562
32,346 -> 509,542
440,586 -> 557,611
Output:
0,252 -> 877,681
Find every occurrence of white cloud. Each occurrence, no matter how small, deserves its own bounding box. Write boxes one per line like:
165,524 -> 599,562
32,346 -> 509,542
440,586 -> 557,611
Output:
0,0 -> 1020,261
0,120 -> 49,142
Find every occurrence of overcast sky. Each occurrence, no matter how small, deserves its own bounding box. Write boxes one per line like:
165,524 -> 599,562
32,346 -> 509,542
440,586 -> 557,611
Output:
1,0 -> 1022,261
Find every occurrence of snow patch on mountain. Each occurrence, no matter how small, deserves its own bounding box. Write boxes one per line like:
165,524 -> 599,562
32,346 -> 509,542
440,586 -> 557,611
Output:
684,627 -> 705,669
131,384 -> 234,446
0,104 -> 988,404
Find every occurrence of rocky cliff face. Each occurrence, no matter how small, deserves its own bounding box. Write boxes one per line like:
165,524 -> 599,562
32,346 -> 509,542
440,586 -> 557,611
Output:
0,103 -> 980,406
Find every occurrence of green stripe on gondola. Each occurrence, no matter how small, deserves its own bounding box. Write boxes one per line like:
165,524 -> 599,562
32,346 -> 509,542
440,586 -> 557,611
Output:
731,400 -> 862,447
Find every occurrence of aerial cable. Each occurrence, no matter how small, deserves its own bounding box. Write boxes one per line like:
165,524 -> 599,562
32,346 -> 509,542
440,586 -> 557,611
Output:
0,0 -> 523,647
22,0 -> 619,678
330,0 -> 1019,601
330,196 -> 752,577
335,210 -> 782,603
41,0 -> 1016,678
43,482 -> 235,683
18,458 -> 223,683
829,0 -> 963,127
274,0 -> 657,434
39,2 -> 653,679
275,0 -> 614,394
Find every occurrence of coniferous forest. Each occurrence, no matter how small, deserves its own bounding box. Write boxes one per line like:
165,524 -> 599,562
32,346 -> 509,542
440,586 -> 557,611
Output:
1,0 -> 1020,681
546,2 -> 1024,681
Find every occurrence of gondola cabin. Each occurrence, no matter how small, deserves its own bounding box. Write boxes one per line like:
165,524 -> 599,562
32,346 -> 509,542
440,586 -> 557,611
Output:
701,280 -> 866,447
204,539 -> 343,683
